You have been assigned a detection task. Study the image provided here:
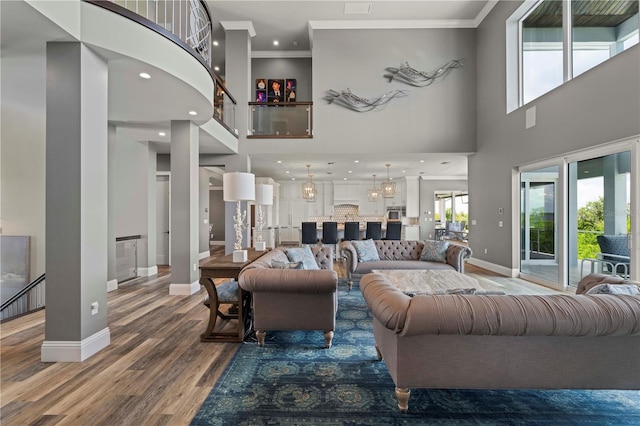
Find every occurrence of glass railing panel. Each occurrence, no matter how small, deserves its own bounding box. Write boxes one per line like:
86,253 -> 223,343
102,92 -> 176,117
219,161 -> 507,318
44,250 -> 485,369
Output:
248,102 -> 313,138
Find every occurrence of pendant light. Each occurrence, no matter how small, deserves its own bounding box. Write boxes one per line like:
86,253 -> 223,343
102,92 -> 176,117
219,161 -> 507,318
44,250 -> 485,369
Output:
302,164 -> 316,202
381,163 -> 396,198
368,174 -> 381,202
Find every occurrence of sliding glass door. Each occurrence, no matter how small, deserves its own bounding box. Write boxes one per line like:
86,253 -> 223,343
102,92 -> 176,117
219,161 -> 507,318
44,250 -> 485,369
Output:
568,151 -> 631,285
520,166 -> 559,285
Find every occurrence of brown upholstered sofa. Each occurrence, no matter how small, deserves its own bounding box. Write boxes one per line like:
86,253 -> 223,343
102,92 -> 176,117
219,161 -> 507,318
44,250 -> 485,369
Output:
340,240 -> 472,289
360,272 -> 640,413
238,247 -> 338,348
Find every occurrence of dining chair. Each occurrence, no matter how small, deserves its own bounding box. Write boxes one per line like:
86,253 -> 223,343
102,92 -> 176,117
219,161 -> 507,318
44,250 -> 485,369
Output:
384,222 -> 402,240
301,222 -> 318,246
343,221 -> 360,242
365,222 -> 382,240
321,221 -> 339,259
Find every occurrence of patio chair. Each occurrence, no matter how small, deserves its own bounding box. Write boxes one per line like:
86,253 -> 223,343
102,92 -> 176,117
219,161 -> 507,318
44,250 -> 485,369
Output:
596,234 -> 630,277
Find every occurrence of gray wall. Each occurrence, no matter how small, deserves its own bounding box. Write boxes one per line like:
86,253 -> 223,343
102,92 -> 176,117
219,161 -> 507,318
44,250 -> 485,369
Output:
1,51 -> 47,280
252,57 -> 312,102
244,27 -> 477,157
471,1 -> 640,269
157,154 -> 170,171
113,133 -> 153,269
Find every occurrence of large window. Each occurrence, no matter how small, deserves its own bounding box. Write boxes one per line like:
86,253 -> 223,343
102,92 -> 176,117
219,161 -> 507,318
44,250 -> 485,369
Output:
518,0 -> 638,105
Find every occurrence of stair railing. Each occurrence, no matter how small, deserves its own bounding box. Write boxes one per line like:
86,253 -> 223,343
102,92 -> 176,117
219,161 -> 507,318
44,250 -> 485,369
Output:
1,273 -> 46,321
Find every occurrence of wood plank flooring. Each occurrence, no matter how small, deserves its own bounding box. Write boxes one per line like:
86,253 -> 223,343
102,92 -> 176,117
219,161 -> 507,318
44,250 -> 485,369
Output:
1,250 -> 566,425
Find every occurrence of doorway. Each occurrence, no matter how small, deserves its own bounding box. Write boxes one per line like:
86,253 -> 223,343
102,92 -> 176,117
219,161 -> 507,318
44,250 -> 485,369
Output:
520,166 -> 559,285
156,174 -> 170,265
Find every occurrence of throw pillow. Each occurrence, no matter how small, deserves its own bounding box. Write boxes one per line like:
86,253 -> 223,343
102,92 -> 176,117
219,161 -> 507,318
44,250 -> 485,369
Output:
285,246 -> 320,270
420,240 -> 450,263
585,283 -> 640,295
271,260 -> 303,270
351,239 -> 380,262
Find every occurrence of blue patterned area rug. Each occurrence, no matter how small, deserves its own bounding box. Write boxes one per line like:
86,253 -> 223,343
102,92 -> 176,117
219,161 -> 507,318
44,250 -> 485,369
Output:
191,284 -> 640,425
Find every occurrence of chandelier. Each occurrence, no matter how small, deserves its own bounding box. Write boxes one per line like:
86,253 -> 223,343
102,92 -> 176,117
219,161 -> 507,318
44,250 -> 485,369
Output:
301,164 -> 316,202
381,163 -> 396,198
368,174 -> 381,202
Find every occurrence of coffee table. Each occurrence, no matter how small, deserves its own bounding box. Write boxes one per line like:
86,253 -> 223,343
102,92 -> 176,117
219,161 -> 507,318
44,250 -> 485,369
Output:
371,269 -> 502,296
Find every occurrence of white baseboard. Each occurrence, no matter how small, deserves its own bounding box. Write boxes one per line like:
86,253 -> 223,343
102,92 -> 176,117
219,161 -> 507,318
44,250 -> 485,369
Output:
468,258 -> 518,278
169,280 -> 200,296
107,279 -> 118,292
137,266 -> 158,277
199,251 -> 210,260
41,327 -> 111,362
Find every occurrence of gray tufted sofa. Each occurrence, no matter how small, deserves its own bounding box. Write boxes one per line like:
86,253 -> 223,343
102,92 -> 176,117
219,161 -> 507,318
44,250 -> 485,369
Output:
239,246 -> 338,348
360,272 -> 640,413
340,240 -> 472,290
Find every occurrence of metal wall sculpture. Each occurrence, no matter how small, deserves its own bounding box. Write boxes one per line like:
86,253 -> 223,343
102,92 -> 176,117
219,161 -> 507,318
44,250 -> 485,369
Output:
385,59 -> 463,87
325,88 -> 408,112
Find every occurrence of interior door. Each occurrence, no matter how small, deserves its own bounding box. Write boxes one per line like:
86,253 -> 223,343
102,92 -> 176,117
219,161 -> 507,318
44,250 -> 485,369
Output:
156,175 -> 170,266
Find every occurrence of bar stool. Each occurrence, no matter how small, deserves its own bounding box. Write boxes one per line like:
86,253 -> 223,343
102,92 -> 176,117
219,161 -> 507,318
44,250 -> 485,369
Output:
321,221 -> 339,259
384,222 -> 402,240
365,221 -> 382,240
343,221 -> 360,242
301,222 -> 318,246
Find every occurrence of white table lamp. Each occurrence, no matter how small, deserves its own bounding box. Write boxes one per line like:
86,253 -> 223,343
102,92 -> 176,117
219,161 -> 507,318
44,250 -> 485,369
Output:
223,172 -> 255,262
254,184 -> 273,251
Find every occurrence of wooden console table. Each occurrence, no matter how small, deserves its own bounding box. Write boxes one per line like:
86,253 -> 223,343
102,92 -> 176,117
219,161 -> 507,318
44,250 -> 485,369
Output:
198,249 -> 267,342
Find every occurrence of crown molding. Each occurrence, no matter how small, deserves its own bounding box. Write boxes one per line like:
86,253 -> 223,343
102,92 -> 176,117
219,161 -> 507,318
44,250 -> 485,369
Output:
220,21 -> 256,37
252,50 -> 312,58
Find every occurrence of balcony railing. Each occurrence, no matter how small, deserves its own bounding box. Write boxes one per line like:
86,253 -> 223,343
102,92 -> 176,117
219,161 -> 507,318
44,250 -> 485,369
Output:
248,102 -> 313,138
87,0 -> 237,135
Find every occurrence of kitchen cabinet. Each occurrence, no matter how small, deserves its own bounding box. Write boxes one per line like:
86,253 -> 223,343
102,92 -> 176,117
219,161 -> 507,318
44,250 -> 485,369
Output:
405,177 -> 420,218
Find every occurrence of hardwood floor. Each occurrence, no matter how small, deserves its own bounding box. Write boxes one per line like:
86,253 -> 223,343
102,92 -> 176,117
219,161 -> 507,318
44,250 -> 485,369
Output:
1,252 -> 566,425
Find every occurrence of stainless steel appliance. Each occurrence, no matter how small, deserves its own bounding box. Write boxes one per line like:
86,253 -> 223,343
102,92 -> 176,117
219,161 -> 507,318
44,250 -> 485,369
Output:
386,206 -> 406,221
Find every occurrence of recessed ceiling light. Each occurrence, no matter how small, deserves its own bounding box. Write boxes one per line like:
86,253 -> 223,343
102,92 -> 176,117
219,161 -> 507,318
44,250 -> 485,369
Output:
273,40 -> 279,46
344,177 -> 348,180
354,160 -> 359,163
214,66 -> 220,71
188,111 -> 197,116
285,171 -> 290,174
291,178 -> 295,181
420,160 -> 425,163
213,40 -> 219,46
348,170 -> 353,174
277,160 -> 282,164
139,72 -> 151,79
158,132 -> 166,136
402,170 -> 406,173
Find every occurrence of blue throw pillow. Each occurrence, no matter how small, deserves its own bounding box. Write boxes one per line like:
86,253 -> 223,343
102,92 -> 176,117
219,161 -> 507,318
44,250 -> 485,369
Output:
285,246 -> 320,270
351,239 -> 380,262
420,240 -> 449,263
271,260 -> 304,270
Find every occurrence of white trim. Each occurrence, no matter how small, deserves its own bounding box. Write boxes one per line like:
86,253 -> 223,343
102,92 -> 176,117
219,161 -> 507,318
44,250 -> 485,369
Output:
41,328 -> 111,362
169,280 -> 200,296
137,266 -> 158,277
211,240 -> 225,245
107,279 -> 118,292
252,50 -> 312,58
199,251 -> 210,260
473,0 -> 499,27
309,19 -> 478,30
420,175 -> 468,181
220,21 -> 256,37
468,258 -> 518,278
